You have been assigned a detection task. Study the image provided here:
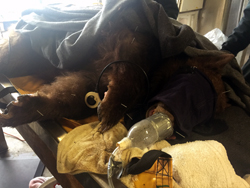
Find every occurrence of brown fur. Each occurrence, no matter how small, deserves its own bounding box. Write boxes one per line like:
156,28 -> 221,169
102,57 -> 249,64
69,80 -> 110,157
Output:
0,18 -> 234,132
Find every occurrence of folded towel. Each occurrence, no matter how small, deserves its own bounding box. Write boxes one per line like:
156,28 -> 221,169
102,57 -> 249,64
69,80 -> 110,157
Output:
119,140 -> 250,188
162,140 -> 250,188
57,121 -> 127,174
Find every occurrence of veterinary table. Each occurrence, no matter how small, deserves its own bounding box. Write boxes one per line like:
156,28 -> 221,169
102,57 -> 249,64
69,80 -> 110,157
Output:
0,74 -> 126,188
1,73 -> 250,187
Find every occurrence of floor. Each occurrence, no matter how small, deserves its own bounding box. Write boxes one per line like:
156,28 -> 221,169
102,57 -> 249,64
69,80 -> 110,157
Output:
0,127 -> 52,188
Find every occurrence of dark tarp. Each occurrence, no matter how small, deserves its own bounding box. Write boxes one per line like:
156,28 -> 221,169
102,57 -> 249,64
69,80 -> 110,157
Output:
14,0 -> 250,120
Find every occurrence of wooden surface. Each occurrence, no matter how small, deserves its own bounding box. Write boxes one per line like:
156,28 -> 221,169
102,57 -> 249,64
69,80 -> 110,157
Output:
0,75 -> 87,188
0,74 -> 126,188
16,122 -> 85,188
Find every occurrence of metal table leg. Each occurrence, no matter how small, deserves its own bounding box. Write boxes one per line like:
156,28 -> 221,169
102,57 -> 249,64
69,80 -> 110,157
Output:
0,127 -> 8,154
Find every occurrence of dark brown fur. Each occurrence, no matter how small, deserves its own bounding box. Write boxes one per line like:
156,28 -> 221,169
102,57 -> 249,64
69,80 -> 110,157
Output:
0,18 -> 234,132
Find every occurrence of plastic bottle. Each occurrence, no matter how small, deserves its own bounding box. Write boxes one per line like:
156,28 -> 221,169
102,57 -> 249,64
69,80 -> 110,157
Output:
118,112 -> 174,150
108,112 -> 174,187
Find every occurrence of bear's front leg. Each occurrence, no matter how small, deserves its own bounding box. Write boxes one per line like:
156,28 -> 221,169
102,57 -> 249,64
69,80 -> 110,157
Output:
0,70 -> 98,127
97,64 -> 148,132
0,94 -> 55,127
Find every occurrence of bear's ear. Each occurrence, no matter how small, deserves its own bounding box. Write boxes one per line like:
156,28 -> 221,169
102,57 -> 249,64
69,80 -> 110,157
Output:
187,53 -> 235,71
190,53 -> 235,71
211,53 -> 235,70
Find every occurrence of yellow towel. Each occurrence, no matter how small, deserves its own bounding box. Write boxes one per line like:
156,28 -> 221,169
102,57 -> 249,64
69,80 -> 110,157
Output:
57,121 -> 127,175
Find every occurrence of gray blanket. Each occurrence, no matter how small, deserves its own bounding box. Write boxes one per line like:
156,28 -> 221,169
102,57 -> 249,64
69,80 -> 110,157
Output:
16,0 -> 196,68
15,0 -> 250,113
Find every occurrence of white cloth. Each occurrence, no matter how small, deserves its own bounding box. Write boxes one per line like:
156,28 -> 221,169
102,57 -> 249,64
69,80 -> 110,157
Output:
120,140 -> 250,188
162,140 -> 250,188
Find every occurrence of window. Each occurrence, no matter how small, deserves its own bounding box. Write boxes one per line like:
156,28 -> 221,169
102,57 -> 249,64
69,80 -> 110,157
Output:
0,0 -> 101,21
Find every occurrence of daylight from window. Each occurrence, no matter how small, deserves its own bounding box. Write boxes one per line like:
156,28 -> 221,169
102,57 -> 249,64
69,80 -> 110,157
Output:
0,0 -> 101,21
